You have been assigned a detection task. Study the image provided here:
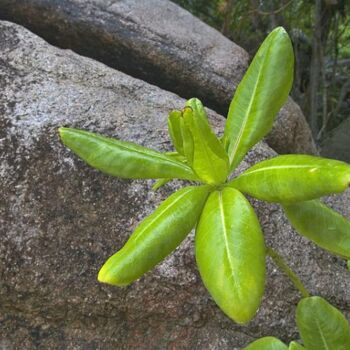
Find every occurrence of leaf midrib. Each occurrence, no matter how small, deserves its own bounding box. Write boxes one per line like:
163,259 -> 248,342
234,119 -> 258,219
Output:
218,192 -> 241,299
240,164 -> 327,177
68,128 -> 194,173
315,318 -> 330,350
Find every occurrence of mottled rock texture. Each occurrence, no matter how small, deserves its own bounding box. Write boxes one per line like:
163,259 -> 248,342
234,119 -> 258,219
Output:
321,117 -> 350,163
0,0 -> 316,155
0,22 -> 348,350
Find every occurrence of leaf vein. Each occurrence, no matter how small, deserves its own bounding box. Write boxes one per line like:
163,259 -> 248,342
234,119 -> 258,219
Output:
218,192 -> 240,299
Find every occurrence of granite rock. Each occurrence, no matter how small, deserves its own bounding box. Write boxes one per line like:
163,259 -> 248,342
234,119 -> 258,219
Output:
0,0 -> 316,155
0,21 -> 348,350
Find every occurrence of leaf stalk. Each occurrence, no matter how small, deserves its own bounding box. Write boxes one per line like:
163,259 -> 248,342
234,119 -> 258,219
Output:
267,247 -> 310,298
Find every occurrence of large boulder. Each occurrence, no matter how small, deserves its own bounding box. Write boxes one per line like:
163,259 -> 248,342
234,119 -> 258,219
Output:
0,22 -> 348,349
0,0 -> 317,155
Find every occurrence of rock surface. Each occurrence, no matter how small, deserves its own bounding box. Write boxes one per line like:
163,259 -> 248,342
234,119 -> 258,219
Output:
0,0 -> 317,155
321,117 -> 350,163
0,22 -> 349,350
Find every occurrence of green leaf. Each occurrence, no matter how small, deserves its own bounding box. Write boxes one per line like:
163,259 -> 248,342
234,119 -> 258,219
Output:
288,341 -> 306,350
229,155 -> 350,203
182,100 -> 229,184
165,151 -> 187,164
152,178 -> 171,191
168,110 -> 185,155
283,200 -> 350,259
59,127 -> 199,181
224,27 -> 294,171
151,152 -> 188,191
296,296 -> 350,350
98,185 -> 209,285
181,113 -> 194,166
243,337 -> 288,350
195,187 -> 265,324
185,98 -> 218,142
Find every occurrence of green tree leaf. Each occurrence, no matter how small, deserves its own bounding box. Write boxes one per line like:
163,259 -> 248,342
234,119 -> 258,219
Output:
59,127 -> 199,181
195,187 -> 265,324
243,337 -> 288,350
283,200 -> 350,259
182,100 -> 229,184
98,185 -> 209,285
181,112 -> 195,166
152,178 -> 171,191
224,27 -> 294,171
229,155 -> 350,203
296,296 -> 350,350
151,152 -> 189,190
168,110 -> 185,155
288,341 -> 306,350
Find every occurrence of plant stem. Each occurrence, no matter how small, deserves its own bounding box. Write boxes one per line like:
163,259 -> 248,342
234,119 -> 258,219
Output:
267,246 -> 310,298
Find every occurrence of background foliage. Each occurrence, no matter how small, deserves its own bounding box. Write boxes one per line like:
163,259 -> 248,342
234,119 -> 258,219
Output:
173,0 -> 350,146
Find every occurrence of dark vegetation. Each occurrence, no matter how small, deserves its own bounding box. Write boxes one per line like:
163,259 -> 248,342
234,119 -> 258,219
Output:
173,0 -> 350,145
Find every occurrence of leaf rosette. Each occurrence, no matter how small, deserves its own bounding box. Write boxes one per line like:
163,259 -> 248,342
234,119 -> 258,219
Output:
59,27 -> 350,324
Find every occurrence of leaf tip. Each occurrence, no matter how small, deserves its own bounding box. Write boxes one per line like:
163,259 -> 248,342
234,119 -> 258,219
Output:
274,26 -> 287,34
58,127 -> 73,144
98,263 -> 123,286
58,126 -> 66,138
97,257 -> 130,287
97,264 -> 110,284
185,97 -> 202,108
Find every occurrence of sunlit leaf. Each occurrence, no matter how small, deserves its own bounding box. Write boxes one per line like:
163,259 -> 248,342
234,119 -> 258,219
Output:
229,155 -> 350,203
98,185 -> 209,285
243,337 -> 288,350
182,101 -> 229,184
168,110 -> 185,155
224,27 -> 294,171
59,127 -> 199,181
151,152 -> 188,190
195,187 -> 265,323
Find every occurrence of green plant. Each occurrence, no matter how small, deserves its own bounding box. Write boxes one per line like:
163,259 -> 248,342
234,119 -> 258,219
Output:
59,27 -> 350,324
243,296 -> 350,349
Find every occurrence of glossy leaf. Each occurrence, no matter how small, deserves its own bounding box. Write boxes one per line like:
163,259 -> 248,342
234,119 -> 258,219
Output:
296,296 -> 350,350
98,185 -> 209,285
59,127 -> 199,181
243,337 -> 288,350
182,102 -> 229,184
185,98 -> 219,144
151,153 -> 188,190
151,152 -> 188,190
165,151 -> 187,163
181,113 -> 195,166
229,155 -> 350,203
283,200 -> 350,259
288,341 -> 306,350
168,110 -> 185,155
195,187 -> 265,324
224,27 -> 294,171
